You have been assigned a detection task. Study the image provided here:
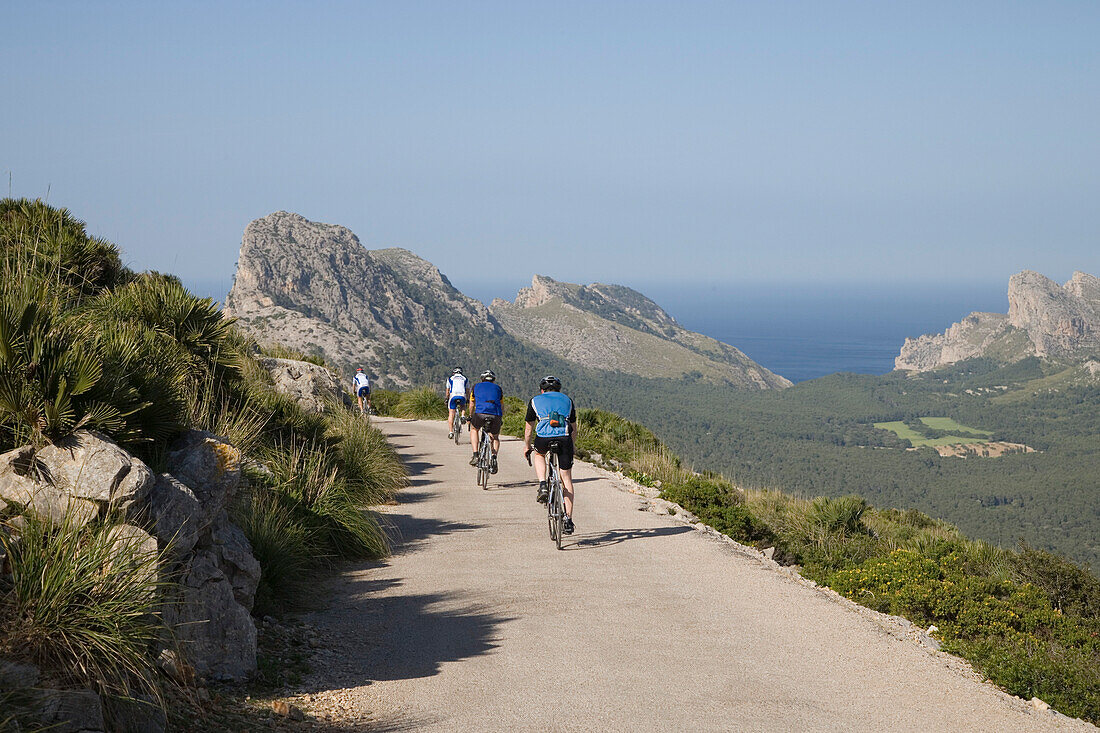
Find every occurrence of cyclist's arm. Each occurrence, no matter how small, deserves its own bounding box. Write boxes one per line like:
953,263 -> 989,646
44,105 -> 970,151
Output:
523,420 -> 534,450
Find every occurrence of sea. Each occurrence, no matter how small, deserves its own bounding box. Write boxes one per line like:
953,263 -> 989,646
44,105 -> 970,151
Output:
193,275 -> 1009,384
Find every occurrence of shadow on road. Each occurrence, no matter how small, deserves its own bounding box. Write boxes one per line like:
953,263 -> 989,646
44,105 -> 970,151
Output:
303,583 -> 512,688
385,512 -> 484,553
566,525 -> 693,550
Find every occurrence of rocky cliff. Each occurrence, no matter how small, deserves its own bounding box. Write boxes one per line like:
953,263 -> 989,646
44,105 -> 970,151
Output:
225,212 -> 503,387
491,275 -> 791,388
226,212 -> 790,391
896,270 -> 1100,371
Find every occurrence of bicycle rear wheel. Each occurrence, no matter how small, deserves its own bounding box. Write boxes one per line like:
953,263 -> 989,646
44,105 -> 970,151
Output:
551,480 -> 564,550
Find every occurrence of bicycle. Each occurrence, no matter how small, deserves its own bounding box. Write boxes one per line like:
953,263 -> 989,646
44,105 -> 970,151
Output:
450,400 -> 466,444
475,425 -> 492,489
528,442 -> 566,550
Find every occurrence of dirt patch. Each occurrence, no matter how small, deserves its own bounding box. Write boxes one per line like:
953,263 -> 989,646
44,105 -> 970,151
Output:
933,441 -> 1035,458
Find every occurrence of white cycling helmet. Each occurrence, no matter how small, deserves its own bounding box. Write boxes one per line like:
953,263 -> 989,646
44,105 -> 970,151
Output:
481,369 -> 496,381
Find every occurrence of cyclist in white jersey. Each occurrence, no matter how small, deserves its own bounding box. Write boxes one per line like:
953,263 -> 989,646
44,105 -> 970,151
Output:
446,367 -> 470,438
353,367 -> 371,414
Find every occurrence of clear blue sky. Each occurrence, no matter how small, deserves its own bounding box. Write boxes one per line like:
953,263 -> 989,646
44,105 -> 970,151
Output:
3,1 -> 1098,302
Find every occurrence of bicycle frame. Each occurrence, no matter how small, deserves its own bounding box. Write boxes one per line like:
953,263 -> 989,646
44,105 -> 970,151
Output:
546,445 -> 565,550
476,426 -> 492,489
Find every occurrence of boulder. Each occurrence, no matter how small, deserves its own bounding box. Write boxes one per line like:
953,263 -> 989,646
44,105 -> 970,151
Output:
0,470 -> 98,527
105,524 -> 159,597
259,356 -> 351,413
166,551 -> 257,681
166,431 -> 241,524
35,430 -> 152,508
206,511 -> 261,610
0,658 -> 40,688
34,687 -> 105,733
104,694 -> 167,733
145,474 -> 202,558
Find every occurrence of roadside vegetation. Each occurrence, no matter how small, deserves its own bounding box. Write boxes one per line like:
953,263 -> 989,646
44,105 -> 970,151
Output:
0,199 -> 406,727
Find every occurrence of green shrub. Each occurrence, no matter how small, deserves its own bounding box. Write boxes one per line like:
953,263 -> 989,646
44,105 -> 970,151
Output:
259,342 -> 327,367
396,387 -> 447,420
661,476 -> 774,545
370,388 -> 402,417
233,489 -> 313,616
1012,543 -> 1100,619
0,512 -> 168,707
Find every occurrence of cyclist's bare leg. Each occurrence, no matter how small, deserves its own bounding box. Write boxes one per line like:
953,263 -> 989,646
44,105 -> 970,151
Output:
531,450 -> 547,482
490,433 -> 500,454
447,407 -> 456,433
469,425 -> 479,452
357,395 -> 365,413
561,468 -> 575,516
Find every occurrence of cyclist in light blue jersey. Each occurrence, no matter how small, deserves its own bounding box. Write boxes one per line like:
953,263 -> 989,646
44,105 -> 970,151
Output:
523,375 -> 578,535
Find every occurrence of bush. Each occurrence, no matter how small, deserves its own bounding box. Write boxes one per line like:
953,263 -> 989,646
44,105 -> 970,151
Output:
232,490 -> 313,616
370,388 -> 402,417
1012,543 -> 1100,619
396,387 -> 447,420
259,342 -> 328,367
0,512 -> 168,707
661,476 -> 774,545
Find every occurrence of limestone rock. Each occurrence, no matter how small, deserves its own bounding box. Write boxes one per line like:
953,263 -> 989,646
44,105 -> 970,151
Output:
206,510 -> 261,610
0,469 -> 98,527
259,356 -> 350,414
166,550 -> 257,681
145,474 -> 203,558
34,687 -> 105,733
35,430 -> 152,508
105,524 -> 159,596
104,695 -> 167,733
896,269 -> 1100,371
0,658 -> 40,688
166,431 -> 241,524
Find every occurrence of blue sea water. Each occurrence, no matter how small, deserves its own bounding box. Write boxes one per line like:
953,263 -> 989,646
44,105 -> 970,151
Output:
638,282 -> 1009,383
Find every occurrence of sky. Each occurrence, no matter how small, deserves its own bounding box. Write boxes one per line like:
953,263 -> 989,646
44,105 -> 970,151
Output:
3,1 -> 1099,305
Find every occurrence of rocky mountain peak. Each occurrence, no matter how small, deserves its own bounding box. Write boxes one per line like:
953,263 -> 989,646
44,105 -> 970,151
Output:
897,269 -> 1099,371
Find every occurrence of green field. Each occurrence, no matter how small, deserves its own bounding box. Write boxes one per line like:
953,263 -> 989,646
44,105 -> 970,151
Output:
874,418 -> 990,447
918,417 -> 993,437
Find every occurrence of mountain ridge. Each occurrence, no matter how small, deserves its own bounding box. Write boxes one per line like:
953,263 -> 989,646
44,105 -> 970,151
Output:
225,211 -> 789,390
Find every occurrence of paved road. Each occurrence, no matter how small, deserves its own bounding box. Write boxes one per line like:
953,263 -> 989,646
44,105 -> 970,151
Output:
299,418 -> 1092,732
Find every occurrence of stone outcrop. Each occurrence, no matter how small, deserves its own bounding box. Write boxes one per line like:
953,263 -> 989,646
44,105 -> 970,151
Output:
0,429 -> 261,691
226,211 -> 791,390
259,356 -> 351,413
897,270 -> 1100,371
491,275 -> 792,388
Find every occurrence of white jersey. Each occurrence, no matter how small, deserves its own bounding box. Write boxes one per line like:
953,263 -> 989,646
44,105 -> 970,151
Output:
354,373 -> 370,389
447,374 -> 468,398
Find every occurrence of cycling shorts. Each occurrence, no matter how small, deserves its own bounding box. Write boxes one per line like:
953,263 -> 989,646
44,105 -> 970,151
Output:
470,413 -> 502,435
357,386 -> 370,398
449,396 -> 467,410
533,435 -> 574,470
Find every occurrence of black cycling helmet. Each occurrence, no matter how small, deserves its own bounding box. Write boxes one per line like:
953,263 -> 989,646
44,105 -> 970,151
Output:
452,367 -> 463,375
480,369 -> 496,381
539,375 -> 562,391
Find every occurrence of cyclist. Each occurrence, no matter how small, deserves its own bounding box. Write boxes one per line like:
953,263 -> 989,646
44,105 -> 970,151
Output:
523,375 -> 578,535
446,367 -> 470,439
468,369 -> 504,473
353,367 -> 371,414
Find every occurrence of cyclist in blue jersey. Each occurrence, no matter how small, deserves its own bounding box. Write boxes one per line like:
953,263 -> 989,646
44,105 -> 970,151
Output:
446,367 -> 469,439
523,375 -> 578,534
468,369 -> 504,473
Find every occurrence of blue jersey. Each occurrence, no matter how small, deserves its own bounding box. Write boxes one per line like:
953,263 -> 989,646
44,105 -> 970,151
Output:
528,392 -> 575,438
472,381 -> 503,416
